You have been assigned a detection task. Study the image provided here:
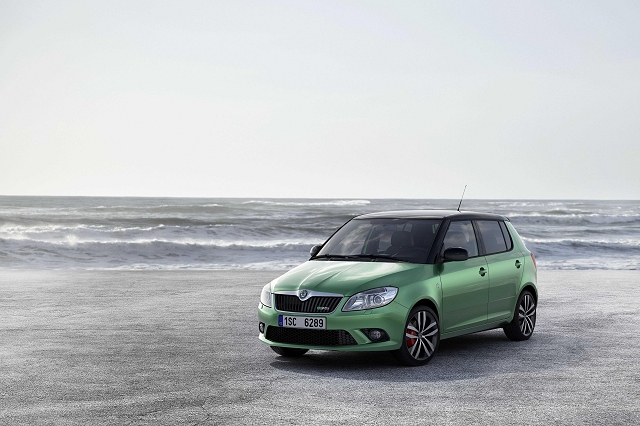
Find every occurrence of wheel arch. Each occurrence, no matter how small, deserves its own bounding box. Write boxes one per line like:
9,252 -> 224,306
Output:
411,298 -> 440,321
521,283 -> 538,302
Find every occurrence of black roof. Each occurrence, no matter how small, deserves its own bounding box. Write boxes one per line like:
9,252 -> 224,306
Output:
355,210 -> 508,221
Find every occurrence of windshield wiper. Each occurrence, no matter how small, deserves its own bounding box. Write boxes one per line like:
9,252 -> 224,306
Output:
348,254 -> 408,262
311,254 -> 352,260
312,253 -> 408,262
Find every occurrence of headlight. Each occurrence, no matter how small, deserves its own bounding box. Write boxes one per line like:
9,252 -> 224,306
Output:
342,287 -> 398,311
260,283 -> 272,308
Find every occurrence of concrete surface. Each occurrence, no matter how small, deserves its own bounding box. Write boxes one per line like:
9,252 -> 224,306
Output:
0,270 -> 639,425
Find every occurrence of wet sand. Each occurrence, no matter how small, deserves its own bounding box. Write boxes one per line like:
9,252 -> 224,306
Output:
1,270 -> 639,425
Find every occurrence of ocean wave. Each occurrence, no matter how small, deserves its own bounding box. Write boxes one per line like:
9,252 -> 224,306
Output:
87,260 -> 297,271
0,223 -> 244,235
522,237 -> 640,246
0,224 -> 172,234
0,236 -> 317,249
1,196 -> 639,270
0,224 -> 104,233
509,213 -> 640,225
92,203 -> 223,209
241,199 -> 371,207
525,239 -> 640,259
536,258 -> 640,270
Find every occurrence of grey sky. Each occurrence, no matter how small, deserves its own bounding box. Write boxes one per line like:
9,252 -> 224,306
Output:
1,1 -> 639,199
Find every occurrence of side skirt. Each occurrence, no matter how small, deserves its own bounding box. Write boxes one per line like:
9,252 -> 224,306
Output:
440,319 -> 510,340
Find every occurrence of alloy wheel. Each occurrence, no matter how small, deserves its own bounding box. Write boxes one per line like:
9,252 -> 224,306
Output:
519,293 -> 536,336
405,310 -> 438,360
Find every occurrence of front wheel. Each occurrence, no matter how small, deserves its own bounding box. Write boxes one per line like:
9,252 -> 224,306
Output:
270,346 -> 309,357
393,306 -> 440,366
503,290 -> 536,341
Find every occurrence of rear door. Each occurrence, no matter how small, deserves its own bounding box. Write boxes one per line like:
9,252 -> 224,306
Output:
438,220 -> 489,333
476,220 -> 525,322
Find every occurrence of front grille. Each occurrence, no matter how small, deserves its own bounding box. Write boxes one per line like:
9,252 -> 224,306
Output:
274,294 -> 342,314
266,327 -> 357,346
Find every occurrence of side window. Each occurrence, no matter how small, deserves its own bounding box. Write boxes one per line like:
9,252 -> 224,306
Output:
477,220 -> 507,255
499,221 -> 513,251
442,221 -> 478,257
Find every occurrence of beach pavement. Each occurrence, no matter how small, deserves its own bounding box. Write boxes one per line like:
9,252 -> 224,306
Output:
1,270 -> 639,425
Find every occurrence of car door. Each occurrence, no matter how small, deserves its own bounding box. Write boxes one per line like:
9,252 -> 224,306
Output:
438,220 -> 489,333
476,220 -> 525,322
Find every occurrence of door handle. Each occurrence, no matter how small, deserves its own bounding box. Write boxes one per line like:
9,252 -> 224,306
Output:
515,260 -> 522,269
479,267 -> 487,277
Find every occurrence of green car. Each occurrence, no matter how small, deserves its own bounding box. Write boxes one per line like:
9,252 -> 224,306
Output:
258,210 -> 537,366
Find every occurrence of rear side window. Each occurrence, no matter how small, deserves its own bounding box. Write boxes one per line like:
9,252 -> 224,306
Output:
477,220 -> 507,255
499,221 -> 513,251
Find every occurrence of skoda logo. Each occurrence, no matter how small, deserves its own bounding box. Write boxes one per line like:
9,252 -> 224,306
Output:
298,289 -> 309,300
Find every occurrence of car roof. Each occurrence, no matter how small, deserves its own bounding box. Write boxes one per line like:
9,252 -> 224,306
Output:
355,210 -> 509,221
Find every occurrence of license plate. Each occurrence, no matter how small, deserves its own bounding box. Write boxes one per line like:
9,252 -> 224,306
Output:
278,315 -> 326,329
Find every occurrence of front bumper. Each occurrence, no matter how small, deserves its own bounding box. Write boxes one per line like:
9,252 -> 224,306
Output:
258,300 -> 407,352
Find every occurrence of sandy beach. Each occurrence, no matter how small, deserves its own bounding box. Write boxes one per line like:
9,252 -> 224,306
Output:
1,270 -> 639,425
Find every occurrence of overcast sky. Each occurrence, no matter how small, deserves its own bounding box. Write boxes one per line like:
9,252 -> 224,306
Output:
1,1 -> 639,199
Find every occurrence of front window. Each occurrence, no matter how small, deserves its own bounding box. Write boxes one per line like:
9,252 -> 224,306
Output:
315,218 -> 441,263
441,220 -> 479,257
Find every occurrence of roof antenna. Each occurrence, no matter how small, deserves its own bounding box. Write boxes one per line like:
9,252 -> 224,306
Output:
457,185 -> 467,212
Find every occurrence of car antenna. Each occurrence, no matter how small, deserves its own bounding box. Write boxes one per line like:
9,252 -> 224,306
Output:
457,185 -> 467,212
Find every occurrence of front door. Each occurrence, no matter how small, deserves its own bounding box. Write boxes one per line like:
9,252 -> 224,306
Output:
438,220 -> 489,333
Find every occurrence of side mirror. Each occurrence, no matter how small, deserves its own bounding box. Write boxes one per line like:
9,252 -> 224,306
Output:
309,245 -> 323,258
443,247 -> 469,262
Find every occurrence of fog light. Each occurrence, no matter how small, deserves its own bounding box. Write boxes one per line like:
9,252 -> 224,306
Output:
362,328 -> 388,342
369,329 -> 383,340
259,322 -> 265,333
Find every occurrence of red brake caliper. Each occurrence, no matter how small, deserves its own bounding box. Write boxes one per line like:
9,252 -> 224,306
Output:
406,325 -> 417,348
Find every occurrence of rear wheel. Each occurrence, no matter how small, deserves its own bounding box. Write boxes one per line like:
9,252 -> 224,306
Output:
503,290 -> 536,341
270,346 -> 309,357
393,306 -> 439,366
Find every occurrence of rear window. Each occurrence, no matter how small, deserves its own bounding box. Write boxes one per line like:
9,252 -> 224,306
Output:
477,220 -> 507,255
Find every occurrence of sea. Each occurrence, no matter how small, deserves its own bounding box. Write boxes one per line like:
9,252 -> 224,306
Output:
0,197 -> 638,271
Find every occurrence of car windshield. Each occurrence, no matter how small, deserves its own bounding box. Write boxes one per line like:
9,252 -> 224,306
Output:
314,218 -> 441,264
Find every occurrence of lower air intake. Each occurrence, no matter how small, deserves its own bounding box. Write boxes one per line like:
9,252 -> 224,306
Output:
266,327 -> 357,346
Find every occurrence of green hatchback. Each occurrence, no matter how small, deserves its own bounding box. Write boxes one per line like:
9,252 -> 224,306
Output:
258,210 -> 537,366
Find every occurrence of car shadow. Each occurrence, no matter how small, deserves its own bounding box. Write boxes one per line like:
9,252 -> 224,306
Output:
269,329 -> 585,382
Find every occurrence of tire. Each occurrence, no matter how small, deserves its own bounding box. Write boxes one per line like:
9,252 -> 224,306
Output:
392,306 -> 440,366
270,346 -> 309,357
503,290 -> 536,341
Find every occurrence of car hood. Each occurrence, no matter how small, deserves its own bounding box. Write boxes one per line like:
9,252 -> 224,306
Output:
270,260 -> 425,296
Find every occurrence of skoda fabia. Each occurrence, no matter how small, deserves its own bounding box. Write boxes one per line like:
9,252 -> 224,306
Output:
258,210 -> 537,366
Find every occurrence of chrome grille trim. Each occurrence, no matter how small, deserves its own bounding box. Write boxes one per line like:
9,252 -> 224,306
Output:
274,293 -> 344,314
274,290 -> 344,298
